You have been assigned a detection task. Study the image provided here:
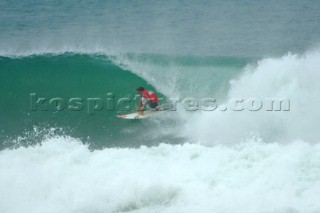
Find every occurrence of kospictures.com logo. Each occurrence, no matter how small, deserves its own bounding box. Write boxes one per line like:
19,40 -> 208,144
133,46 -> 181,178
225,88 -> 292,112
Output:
29,93 -> 290,115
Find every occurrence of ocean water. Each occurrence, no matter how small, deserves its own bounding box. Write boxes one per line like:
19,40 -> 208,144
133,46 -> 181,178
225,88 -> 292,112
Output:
1,1 -> 320,213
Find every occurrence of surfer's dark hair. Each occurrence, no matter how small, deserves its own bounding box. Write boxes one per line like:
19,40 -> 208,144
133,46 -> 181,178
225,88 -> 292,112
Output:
136,87 -> 145,91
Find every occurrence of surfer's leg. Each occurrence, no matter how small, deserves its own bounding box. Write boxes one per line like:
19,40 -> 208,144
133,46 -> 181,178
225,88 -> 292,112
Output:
136,106 -> 145,115
149,102 -> 159,110
154,103 -> 160,111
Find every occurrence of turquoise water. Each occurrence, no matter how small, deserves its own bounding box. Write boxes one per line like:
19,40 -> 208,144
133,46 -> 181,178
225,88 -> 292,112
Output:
1,1 -> 320,213
0,54 -> 164,149
0,54 -> 250,149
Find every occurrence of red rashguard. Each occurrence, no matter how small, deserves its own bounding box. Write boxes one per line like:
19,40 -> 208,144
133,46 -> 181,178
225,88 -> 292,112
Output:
142,90 -> 159,103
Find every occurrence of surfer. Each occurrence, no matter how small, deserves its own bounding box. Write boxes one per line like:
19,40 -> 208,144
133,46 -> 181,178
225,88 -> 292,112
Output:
136,87 -> 160,115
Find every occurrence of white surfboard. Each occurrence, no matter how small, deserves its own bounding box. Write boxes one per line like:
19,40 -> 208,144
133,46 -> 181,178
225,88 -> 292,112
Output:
117,110 -> 168,119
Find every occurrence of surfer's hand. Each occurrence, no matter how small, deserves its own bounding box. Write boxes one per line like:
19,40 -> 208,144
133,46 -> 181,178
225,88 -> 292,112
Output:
136,106 -> 143,111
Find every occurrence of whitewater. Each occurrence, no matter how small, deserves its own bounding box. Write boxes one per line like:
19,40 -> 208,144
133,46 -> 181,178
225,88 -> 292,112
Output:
1,0 -> 320,213
0,137 -> 319,213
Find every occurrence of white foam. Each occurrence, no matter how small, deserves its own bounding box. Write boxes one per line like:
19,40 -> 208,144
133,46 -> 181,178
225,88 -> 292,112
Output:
182,51 -> 320,144
0,138 -> 319,213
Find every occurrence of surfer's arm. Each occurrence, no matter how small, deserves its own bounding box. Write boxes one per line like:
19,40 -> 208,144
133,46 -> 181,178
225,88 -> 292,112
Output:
139,96 -> 148,110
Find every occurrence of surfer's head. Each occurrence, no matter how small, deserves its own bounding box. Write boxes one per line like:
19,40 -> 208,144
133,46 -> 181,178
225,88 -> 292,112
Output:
136,87 -> 145,94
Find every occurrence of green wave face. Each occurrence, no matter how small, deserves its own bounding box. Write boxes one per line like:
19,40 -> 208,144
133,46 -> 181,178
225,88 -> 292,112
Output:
0,53 -> 248,149
0,54 -> 162,149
